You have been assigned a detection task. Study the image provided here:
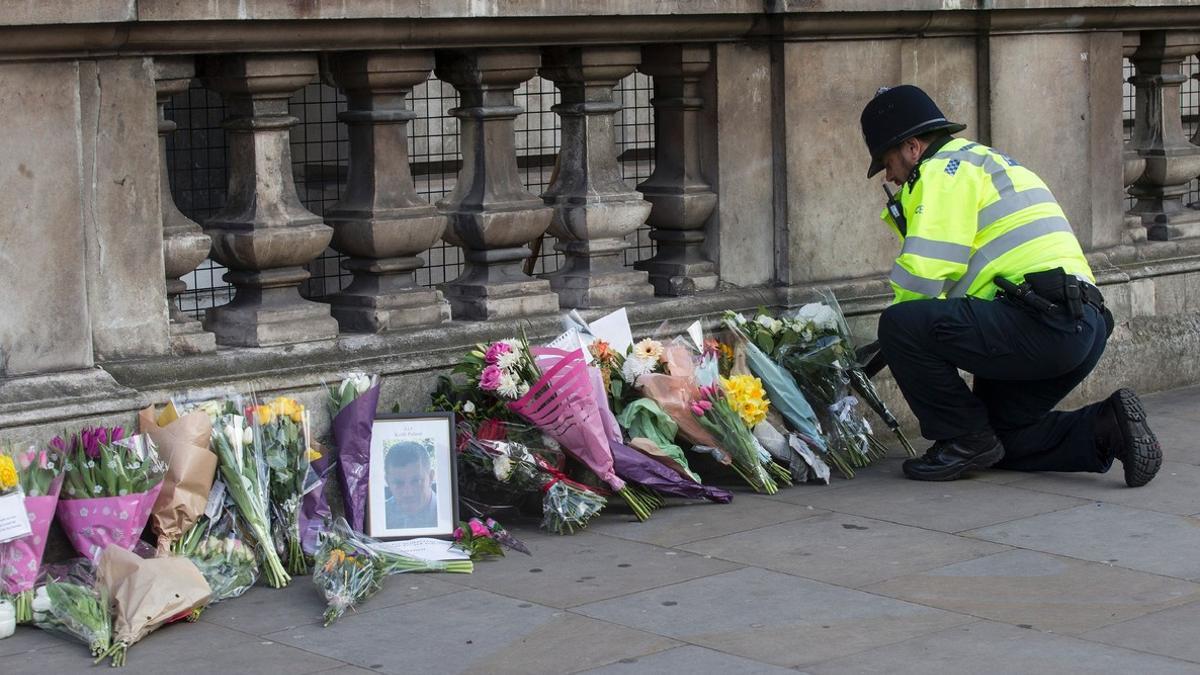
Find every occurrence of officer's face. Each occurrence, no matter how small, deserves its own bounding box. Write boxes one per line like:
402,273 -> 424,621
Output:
882,138 -> 922,187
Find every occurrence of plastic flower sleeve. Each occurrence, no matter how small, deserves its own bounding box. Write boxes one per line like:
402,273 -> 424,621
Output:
32,559 -> 112,657
509,347 -> 625,492
331,375 -> 382,533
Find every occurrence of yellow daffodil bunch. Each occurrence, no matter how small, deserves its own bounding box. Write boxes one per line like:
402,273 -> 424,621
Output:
0,454 -> 18,492
255,397 -> 304,425
721,375 -> 771,428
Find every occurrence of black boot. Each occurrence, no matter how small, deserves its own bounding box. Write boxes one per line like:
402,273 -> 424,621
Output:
1095,388 -> 1162,487
902,430 -> 1004,482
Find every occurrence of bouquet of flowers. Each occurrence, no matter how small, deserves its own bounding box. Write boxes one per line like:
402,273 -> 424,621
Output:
299,441 -> 335,558
314,518 -> 471,626
174,509 -> 258,621
692,383 -> 778,494
461,434 -> 606,535
138,402 -> 217,555
251,395 -> 312,575
635,341 -> 732,467
209,407 -> 290,588
452,517 -> 529,561
0,444 -> 63,622
31,560 -> 112,657
94,544 -> 212,667
329,373 -> 382,533
55,428 -> 166,562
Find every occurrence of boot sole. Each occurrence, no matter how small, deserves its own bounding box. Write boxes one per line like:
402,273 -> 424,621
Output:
902,444 -> 1005,482
1113,388 -> 1162,488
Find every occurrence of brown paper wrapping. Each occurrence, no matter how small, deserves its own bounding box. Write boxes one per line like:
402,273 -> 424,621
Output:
138,406 -> 217,554
97,545 -> 212,647
638,344 -> 728,462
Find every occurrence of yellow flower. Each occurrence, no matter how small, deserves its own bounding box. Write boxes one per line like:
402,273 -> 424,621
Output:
306,447 -> 322,462
721,375 -> 771,427
0,455 -> 18,491
323,548 -> 346,572
254,405 -> 274,426
271,397 -> 304,425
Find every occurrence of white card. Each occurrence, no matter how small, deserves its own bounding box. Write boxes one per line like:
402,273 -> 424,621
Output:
375,537 -> 471,562
686,320 -> 705,351
203,480 -> 227,519
0,492 -> 32,543
587,308 -> 634,356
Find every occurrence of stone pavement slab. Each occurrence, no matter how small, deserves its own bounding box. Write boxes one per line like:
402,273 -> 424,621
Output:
438,527 -> 741,608
579,645 -> 803,674
965,503 -> 1200,581
864,549 -> 1200,634
785,473 -> 1087,533
1081,600 -> 1200,664
586,496 -> 824,547
1142,385 -> 1200,420
267,588 -> 675,675
1007,461 -> 1200,516
198,575 -> 465,635
4,621 -> 344,675
806,620 -> 1200,674
679,511 -> 1008,588
574,566 -> 972,668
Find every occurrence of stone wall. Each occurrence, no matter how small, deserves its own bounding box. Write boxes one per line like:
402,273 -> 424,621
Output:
2,3 -> 1200,447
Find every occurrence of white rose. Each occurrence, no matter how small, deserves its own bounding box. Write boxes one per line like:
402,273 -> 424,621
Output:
462,400 -> 476,414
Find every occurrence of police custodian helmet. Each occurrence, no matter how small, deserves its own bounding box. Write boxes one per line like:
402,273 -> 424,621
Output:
860,85 -> 966,179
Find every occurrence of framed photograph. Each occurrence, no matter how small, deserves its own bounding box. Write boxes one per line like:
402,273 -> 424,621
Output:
367,412 -> 458,539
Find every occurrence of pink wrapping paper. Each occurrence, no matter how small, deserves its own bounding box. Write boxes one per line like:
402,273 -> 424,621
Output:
0,479 -> 63,595
56,482 -> 164,563
509,347 -> 625,492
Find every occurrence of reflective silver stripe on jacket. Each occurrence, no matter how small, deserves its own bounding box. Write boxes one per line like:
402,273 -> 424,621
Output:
931,145 -> 1058,231
890,263 -> 947,297
901,236 -> 971,266
945,216 -> 1074,297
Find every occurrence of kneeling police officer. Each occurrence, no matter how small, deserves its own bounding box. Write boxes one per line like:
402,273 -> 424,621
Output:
860,85 -> 1162,486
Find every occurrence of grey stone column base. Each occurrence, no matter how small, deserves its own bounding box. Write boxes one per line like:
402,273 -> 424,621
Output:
329,287 -> 451,333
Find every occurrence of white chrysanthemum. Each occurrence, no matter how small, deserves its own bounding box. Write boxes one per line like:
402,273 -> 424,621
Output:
493,455 -> 514,481
496,350 -> 520,371
496,372 -> 521,399
621,355 -> 656,384
500,338 -> 520,350
632,338 -> 664,360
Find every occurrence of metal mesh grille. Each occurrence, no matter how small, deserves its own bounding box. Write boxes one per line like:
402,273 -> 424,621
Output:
166,72 -> 656,319
1182,55 -> 1199,208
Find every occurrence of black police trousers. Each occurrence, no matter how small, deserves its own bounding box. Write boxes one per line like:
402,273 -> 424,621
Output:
877,295 -> 1112,473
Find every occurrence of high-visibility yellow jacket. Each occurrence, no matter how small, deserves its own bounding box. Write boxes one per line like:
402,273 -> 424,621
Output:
881,137 -> 1094,304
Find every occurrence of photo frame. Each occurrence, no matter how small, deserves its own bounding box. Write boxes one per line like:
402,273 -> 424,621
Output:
367,412 -> 458,539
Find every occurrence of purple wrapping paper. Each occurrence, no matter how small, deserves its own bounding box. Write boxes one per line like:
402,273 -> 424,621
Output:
332,383 -> 382,533
610,441 -> 733,504
299,462 -> 335,556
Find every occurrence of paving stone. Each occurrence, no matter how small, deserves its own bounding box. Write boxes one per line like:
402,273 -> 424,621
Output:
1008,461 -> 1200,516
578,645 -> 803,674
5,621 -> 345,675
574,567 -> 971,668
586,496 -> 825,547
1082,600 -> 1200,664
679,511 -> 1008,588
199,574 -> 464,635
267,589 -> 670,675
1143,414 -> 1200,466
783,475 -> 1086,533
865,549 -> 1200,634
807,620 -> 1200,674
965,503 -> 1200,581
1142,386 -> 1200,420
0,625 -> 60,657
440,528 -> 740,608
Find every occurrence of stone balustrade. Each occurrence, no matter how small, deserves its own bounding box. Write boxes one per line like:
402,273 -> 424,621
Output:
4,3 -> 1200,438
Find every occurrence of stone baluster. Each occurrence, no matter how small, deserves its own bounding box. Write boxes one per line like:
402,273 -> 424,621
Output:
433,49 -> 559,320
153,57 -> 216,353
198,54 -> 339,346
322,51 -> 450,332
634,44 -> 719,296
1127,31 -> 1200,240
538,46 -> 654,308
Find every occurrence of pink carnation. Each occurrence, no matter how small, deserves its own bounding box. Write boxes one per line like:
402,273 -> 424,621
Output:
479,365 -> 503,391
469,519 -> 491,538
484,341 -> 513,365
453,527 -> 465,541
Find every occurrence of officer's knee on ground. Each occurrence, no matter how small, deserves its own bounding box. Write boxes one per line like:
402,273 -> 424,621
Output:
877,302 -> 910,350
